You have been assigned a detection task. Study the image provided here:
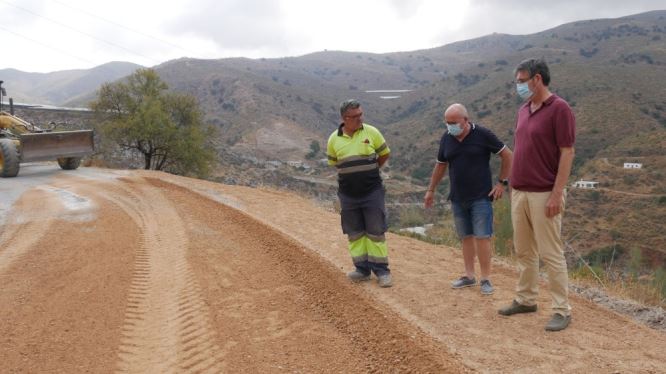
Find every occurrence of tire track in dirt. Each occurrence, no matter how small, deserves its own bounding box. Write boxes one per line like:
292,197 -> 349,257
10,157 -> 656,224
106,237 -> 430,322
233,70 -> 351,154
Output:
146,177 -> 467,373
87,178 -> 224,373
2,170 -> 467,372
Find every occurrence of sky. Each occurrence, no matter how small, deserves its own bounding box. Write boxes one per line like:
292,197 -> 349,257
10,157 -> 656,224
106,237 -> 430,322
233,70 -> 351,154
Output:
0,0 -> 663,73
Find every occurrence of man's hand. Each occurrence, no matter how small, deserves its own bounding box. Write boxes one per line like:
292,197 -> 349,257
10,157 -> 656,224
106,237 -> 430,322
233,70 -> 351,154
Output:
424,190 -> 435,209
488,183 -> 505,201
547,147 -> 573,218
377,154 -> 389,168
545,191 -> 563,218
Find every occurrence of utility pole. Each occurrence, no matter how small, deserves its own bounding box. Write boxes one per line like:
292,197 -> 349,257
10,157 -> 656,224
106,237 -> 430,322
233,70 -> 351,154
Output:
0,80 -> 4,112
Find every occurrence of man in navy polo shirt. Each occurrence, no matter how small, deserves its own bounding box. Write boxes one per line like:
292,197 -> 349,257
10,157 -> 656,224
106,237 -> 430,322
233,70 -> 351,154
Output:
424,103 -> 512,295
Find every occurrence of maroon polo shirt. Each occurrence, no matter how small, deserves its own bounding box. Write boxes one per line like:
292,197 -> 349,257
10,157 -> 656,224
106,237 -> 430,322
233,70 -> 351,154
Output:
511,94 -> 575,192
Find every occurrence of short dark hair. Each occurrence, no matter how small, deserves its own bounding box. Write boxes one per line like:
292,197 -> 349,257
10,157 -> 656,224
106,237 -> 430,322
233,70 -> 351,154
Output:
515,58 -> 551,86
340,99 -> 361,116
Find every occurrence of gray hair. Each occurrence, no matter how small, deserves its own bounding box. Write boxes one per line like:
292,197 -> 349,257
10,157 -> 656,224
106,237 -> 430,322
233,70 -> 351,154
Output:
515,58 -> 551,86
340,99 -> 361,116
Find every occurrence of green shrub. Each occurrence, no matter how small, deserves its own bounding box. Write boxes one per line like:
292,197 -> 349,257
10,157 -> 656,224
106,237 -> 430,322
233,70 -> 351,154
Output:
654,267 -> 666,301
583,245 -> 624,268
410,163 -> 432,181
628,248 -> 643,279
398,206 -> 426,227
590,190 -> 601,201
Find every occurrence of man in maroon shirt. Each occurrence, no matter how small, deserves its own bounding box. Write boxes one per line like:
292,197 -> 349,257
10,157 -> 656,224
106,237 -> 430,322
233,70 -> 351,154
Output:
498,58 -> 575,332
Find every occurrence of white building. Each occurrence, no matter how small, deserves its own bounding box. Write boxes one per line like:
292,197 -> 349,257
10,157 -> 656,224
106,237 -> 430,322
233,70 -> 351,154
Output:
623,163 -> 642,169
572,180 -> 599,189
399,224 -> 434,236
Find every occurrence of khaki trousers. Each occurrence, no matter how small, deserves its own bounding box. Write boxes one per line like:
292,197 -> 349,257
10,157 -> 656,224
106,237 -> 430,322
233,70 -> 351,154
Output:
511,189 -> 571,316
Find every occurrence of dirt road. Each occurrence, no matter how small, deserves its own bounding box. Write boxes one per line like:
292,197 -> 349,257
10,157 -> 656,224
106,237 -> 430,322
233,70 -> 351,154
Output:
1,164 -> 664,373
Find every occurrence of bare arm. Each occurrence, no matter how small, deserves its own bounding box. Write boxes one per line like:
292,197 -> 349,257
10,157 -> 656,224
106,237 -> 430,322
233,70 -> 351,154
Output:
424,162 -> 448,209
546,147 -> 574,217
377,154 -> 389,168
488,146 -> 513,200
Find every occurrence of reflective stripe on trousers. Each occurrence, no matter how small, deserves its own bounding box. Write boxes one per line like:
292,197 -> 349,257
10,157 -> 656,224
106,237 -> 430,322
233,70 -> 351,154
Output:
338,187 -> 389,275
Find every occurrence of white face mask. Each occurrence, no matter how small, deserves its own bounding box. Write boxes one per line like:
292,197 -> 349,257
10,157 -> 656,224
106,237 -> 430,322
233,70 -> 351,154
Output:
446,123 -> 463,136
516,81 -> 533,100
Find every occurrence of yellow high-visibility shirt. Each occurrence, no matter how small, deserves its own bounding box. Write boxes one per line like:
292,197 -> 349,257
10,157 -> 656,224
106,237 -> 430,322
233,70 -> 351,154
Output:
327,123 -> 390,196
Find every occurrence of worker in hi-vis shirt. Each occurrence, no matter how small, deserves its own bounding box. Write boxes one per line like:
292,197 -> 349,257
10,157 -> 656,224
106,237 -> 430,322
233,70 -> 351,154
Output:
327,99 -> 392,288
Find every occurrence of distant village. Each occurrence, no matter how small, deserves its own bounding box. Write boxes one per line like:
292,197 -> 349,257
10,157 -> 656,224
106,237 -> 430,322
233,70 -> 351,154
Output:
572,162 -> 643,189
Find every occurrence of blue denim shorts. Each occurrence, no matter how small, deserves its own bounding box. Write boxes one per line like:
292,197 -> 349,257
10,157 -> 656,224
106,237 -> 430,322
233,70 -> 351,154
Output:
451,198 -> 493,239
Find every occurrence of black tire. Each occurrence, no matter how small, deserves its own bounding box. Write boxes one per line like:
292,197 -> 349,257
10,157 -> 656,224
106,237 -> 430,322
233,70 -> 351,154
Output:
0,138 -> 20,177
57,157 -> 81,170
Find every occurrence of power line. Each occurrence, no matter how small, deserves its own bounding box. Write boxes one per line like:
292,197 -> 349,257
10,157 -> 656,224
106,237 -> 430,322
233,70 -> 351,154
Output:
0,0 -> 161,65
0,24 -> 97,67
51,0 -> 200,57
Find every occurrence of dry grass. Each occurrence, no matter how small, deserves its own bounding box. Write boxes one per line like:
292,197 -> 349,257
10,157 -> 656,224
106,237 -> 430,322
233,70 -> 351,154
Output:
571,267 -> 666,309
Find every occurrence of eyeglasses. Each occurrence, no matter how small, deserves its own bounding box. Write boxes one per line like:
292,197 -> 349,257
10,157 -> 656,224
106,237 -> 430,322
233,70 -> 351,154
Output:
515,75 -> 534,84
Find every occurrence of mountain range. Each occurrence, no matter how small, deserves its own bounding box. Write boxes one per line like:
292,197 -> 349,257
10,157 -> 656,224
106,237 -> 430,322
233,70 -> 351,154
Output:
0,61 -> 142,106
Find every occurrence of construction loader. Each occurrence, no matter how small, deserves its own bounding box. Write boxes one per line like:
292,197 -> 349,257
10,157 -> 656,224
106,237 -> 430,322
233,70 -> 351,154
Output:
0,111 -> 95,178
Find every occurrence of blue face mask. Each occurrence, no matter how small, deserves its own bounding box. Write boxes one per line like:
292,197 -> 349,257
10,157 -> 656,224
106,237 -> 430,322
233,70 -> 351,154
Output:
446,123 -> 463,136
516,82 -> 533,100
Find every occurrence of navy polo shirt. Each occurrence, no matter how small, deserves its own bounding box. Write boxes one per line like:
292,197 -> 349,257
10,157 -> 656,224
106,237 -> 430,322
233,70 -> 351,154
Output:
437,123 -> 505,202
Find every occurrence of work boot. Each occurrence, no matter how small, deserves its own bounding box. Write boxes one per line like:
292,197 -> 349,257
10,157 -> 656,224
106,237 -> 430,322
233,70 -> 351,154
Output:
498,300 -> 537,316
347,270 -> 371,282
377,273 -> 393,288
545,313 -> 571,331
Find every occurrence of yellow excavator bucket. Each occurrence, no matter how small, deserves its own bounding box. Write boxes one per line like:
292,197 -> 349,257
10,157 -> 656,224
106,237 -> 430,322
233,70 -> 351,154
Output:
19,130 -> 94,162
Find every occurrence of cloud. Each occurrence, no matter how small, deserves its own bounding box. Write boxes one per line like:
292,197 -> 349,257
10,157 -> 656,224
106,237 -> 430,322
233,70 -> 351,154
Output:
387,0 -> 427,19
464,0 -> 665,36
165,0 -> 663,60
0,0 -> 46,28
169,0 -> 293,52
473,0 -> 663,16
421,0 -> 665,48
1,0 -> 664,72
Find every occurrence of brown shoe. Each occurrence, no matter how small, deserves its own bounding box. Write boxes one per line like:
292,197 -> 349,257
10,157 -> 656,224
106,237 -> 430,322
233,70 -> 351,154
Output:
498,300 -> 537,316
545,313 -> 571,331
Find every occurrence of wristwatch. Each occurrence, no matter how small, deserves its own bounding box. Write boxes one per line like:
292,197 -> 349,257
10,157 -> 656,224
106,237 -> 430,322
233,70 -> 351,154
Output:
498,178 -> 509,186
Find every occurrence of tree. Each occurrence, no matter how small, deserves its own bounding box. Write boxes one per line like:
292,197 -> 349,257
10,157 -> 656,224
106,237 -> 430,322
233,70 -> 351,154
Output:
90,69 -> 215,177
306,140 -> 320,159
